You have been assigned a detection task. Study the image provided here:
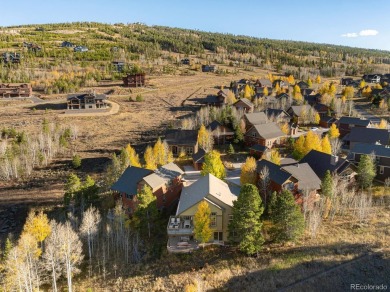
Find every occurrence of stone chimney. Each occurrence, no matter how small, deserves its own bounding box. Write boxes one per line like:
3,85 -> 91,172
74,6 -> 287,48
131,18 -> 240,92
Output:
330,155 -> 339,166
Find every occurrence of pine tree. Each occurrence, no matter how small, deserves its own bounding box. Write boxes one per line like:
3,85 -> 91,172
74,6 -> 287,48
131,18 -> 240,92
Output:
72,154 -> 81,169
240,157 -> 257,185
227,143 -> 235,155
201,150 -> 226,179
328,124 -> 340,139
144,145 -> 157,170
269,190 -> 305,242
64,173 -> 81,206
321,135 -> 332,154
270,149 -> 281,165
321,170 -> 333,198
228,184 -> 264,255
357,154 -> 376,189
125,144 -> 141,167
134,185 -> 158,238
194,200 -> 212,245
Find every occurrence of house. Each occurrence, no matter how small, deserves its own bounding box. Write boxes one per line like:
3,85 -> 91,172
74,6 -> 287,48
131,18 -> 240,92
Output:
314,103 -> 330,117
167,173 -> 238,252
111,166 -> 153,214
255,86 -> 272,96
362,74 -> 381,83
202,65 -> 217,72
349,143 -> 390,182
123,73 -> 146,87
287,105 -> 313,124
340,78 -> 354,86
297,81 -> 309,90
61,41 -> 74,48
233,98 -> 254,113
300,150 -> 355,180
67,93 -> 108,110
192,148 -> 206,170
244,122 -> 285,147
243,112 -> 269,130
273,79 -> 289,89
281,163 -> 322,193
249,144 -> 270,159
256,160 -> 294,193
275,93 -> 290,101
303,93 -> 321,105
255,79 -> 272,88
263,108 -> 291,123
0,83 -> 32,98
336,116 -> 372,137
74,46 -> 88,52
165,130 -> 198,156
207,120 -> 234,145
112,163 -> 184,214
343,127 -> 389,150
301,88 -> 315,96
319,115 -> 337,128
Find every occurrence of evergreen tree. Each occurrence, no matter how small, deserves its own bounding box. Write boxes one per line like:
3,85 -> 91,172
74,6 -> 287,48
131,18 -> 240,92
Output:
201,150 -> 226,179
321,170 -> 333,198
240,157 -> 257,185
72,154 -> 81,169
227,143 -> 235,155
64,173 -> 81,206
228,184 -> 264,255
269,190 -> 305,242
357,154 -> 376,189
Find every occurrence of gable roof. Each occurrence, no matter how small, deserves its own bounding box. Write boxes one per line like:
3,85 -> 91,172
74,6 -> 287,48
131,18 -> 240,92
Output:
256,78 -> 272,87
300,150 -> 350,179
244,112 -> 268,125
250,123 -> 285,139
350,143 -> 390,158
288,105 -> 312,117
338,116 -> 371,127
67,93 -> 107,101
192,148 -> 206,163
347,127 -> 389,145
165,130 -> 198,145
264,108 -> 290,119
275,93 -> 290,99
257,160 -> 292,185
111,166 -> 153,195
281,163 -> 321,190
176,173 -> 237,215
234,97 -> 253,108
280,157 -> 299,166
143,162 -> 183,189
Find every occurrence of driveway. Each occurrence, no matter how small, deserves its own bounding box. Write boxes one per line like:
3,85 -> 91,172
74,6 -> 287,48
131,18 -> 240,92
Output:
354,103 -> 381,124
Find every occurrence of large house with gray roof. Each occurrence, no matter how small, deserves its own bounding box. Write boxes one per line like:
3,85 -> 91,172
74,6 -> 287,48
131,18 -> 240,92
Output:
111,163 -> 184,214
167,173 -> 238,253
349,143 -> 390,182
244,122 -> 285,147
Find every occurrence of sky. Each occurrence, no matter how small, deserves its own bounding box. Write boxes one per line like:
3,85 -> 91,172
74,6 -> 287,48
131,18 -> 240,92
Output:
1,0 -> 390,51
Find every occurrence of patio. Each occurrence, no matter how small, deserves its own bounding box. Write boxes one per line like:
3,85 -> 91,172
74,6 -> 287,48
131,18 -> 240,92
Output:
167,236 -> 199,253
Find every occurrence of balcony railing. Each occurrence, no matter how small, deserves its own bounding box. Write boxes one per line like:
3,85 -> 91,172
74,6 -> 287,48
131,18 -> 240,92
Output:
167,216 -> 194,235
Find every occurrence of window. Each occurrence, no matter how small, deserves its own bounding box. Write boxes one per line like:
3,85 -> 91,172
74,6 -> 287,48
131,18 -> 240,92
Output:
379,166 -> 384,174
214,232 -> 223,241
375,156 -> 380,163
210,212 -> 217,227
186,147 -> 193,155
251,132 -> 256,137
228,214 -> 233,223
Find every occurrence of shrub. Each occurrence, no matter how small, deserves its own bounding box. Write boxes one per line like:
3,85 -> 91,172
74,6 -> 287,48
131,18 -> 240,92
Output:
72,154 -> 82,169
136,94 -> 144,102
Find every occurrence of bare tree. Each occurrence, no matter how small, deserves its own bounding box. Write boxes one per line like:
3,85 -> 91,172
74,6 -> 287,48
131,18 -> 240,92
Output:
58,221 -> 84,292
80,207 -> 101,262
330,138 -> 342,156
258,166 -> 270,208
